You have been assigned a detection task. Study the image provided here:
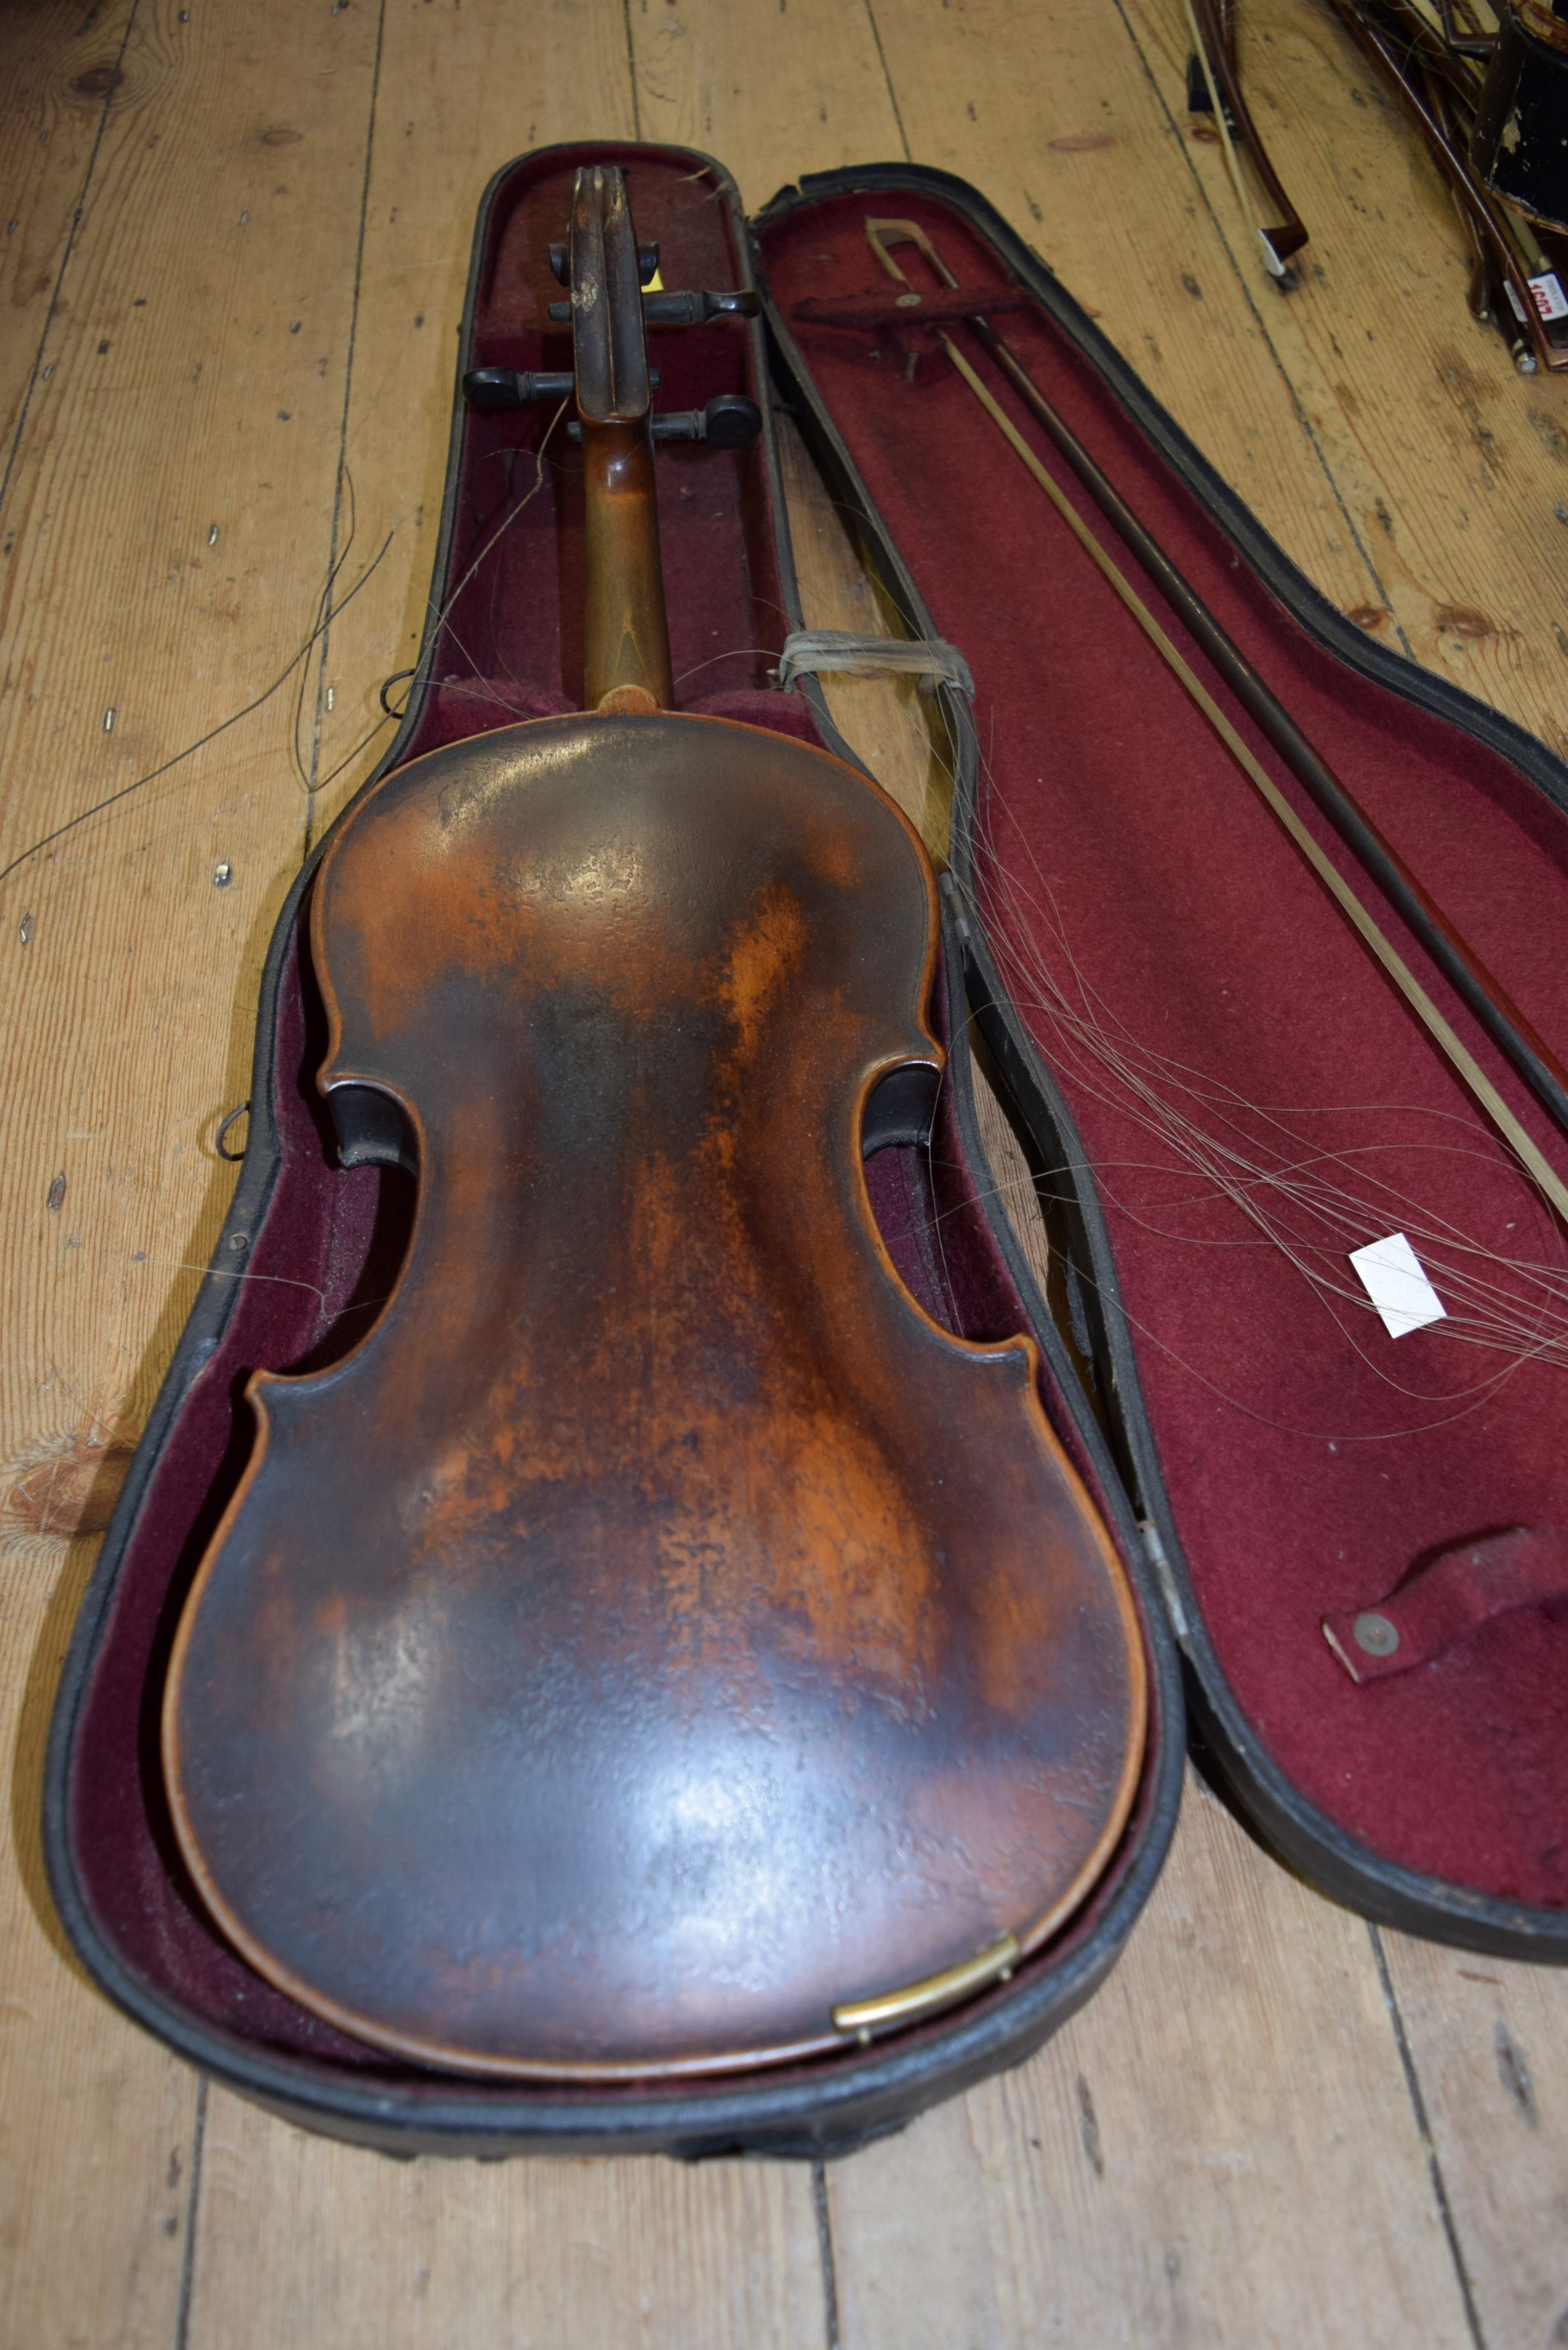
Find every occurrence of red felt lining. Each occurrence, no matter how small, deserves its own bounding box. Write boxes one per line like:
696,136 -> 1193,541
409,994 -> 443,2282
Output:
758,189 -> 1568,1908
392,145 -> 790,751
67,944 -> 1146,2080
63,923 -> 1056,2073
63,148 -> 1162,2085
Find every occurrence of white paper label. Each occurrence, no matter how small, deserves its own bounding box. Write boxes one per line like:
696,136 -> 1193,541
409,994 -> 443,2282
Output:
1505,273 -> 1567,326
1349,1232 -> 1447,1340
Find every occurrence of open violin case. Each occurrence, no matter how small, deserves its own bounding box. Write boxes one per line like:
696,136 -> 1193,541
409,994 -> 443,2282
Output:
44,143 -> 1568,2160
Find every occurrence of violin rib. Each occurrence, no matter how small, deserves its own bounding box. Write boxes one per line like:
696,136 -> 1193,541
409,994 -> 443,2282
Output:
163,711 -> 1147,2077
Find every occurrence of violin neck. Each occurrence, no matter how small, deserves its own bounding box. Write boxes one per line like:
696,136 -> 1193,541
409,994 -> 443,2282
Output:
572,167 -> 674,714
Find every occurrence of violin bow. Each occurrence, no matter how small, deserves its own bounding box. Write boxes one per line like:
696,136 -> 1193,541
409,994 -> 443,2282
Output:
1328,1 -> 1568,377
858,219 -> 1568,1227
1183,0 -> 1308,280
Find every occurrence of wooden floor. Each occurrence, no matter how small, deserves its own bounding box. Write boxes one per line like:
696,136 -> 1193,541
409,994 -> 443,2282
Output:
2,0 -> 1566,2341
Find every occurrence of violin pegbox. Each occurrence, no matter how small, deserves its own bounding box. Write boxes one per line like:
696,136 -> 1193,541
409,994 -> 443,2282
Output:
461,172 -> 762,449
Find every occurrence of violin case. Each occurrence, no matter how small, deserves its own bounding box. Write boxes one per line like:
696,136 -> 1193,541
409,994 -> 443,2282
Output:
43,143 -> 1568,2159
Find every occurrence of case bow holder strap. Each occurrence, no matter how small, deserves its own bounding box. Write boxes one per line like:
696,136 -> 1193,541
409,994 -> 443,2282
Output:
1322,1526 -> 1568,1683
777,628 -> 974,700
792,287 -> 1031,331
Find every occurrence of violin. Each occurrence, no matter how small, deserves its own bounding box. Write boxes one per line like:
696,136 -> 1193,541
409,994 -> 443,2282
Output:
161,164 -> 1147,2078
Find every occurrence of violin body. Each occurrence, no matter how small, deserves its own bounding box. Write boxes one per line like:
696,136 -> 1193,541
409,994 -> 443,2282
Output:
164,707 -> 1147,2076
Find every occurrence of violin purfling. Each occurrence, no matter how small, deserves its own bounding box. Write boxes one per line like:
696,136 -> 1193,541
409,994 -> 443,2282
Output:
161,164 -> 1147,2078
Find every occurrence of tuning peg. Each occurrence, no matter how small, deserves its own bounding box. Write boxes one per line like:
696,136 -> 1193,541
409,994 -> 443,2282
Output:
564,395 -> 761,448
463,367 -> 573,410
651,395 -> 762,446
464,366 -> 659,410
550,240 -> 659,287
642,287 -> 761,326
546,287 -> 761,327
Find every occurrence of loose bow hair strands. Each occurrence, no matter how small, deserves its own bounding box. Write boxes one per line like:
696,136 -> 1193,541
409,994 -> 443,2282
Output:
9,290 -> 1565,1431
847,627 -> 1568,1437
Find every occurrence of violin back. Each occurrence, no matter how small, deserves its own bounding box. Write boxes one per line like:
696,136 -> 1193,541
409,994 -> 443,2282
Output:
164,710 -> 1146,2077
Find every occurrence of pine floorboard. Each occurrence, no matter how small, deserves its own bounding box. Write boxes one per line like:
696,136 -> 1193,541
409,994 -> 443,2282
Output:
1,1 -> 1564,2342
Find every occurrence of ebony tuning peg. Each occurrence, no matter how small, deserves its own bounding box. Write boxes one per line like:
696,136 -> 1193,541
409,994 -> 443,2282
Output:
643,287 -> 761,326
546,287 -> 761,327
463,367 -> 573,410
548,240 -> 659,286
463,366 -> 660,410
651,395 -> 762,446
563,396 -> 762,449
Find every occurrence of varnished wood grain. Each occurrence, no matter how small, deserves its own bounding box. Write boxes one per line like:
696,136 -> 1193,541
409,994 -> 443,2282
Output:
167,710 -> 1145,2074
2,0 -> 1567,2342
574,168 -> 676,710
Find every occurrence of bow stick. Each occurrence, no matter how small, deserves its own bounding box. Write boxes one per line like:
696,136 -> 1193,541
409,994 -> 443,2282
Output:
855,218 -> 1568,1228
1183,0 -> 1308,280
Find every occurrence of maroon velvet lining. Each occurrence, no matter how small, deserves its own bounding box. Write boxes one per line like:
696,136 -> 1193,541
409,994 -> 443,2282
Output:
760,189 -> 1568,1908
70,934 -> 411,2070
65,149 -> 1155,2088
390,145 -> 791,754
69,942 -> 1122,2079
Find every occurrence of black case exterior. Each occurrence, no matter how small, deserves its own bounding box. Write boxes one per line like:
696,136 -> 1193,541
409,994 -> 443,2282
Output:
756,161 -> 1568,1965
52,141 -> 1568,2162
41,146 -> 1183,2159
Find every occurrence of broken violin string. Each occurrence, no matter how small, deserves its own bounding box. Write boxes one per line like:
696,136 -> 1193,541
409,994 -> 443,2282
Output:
843,219 -> 1568,1227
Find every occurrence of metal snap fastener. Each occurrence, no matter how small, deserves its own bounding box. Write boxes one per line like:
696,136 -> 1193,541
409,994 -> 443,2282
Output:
1353,1611 -> 1400,1658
